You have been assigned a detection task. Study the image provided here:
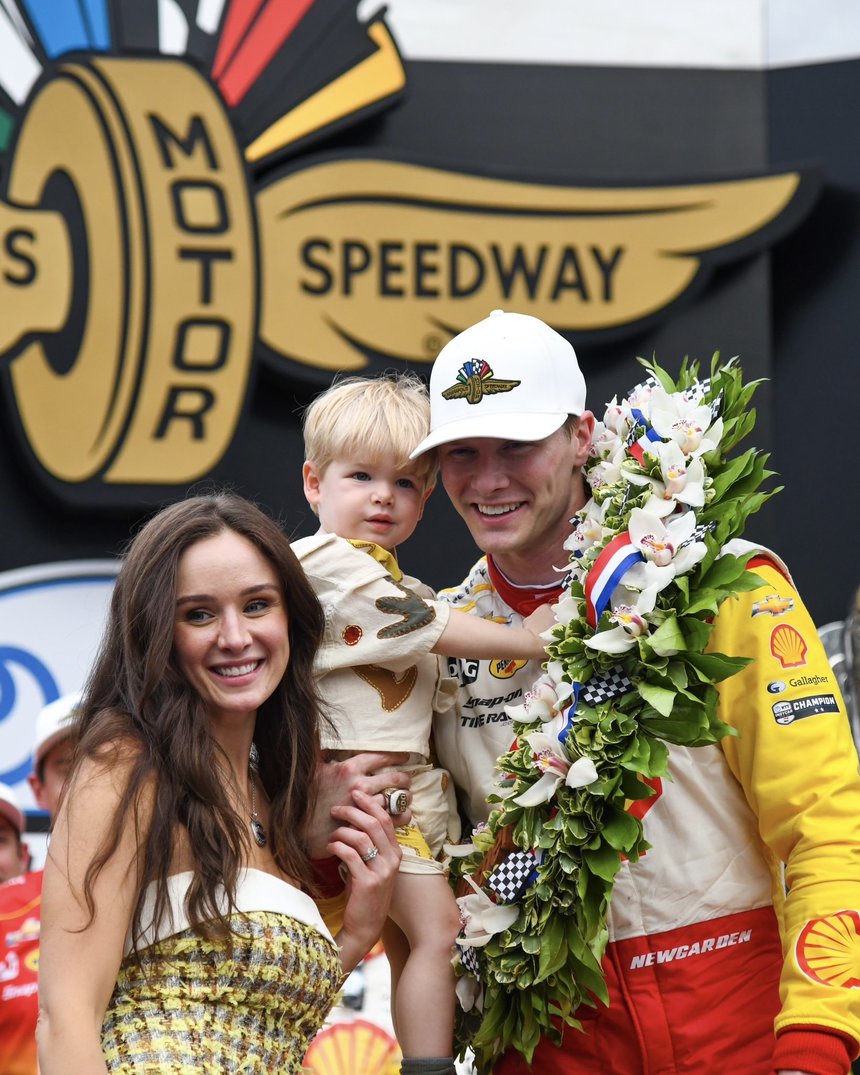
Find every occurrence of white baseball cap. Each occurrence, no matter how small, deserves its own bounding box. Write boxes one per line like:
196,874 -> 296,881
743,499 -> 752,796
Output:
0,782 -> 24,836
33,691 -> 82,771
411,309 -> 586,457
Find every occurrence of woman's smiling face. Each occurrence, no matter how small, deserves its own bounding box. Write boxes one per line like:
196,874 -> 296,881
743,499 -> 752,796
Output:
173,529 -> 290,725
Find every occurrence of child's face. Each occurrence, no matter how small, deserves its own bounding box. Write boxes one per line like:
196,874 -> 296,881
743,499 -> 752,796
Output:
303,457 -> 430,551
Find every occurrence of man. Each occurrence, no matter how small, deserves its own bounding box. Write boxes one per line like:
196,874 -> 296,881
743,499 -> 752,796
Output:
0,692 -> 79,1075
411,309 -> 860,1075
0,785 -> 27,884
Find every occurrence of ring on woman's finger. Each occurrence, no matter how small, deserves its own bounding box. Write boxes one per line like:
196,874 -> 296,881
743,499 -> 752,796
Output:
361,845 -> 379,863
382,787 -> 409,817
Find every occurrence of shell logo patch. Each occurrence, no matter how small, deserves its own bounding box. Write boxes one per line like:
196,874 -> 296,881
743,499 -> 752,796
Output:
441,360 -> 521,405
796,910 -> 860,988
489,657 -> 529,680
769,624 -> 808,668
303,1018 -> 401,1074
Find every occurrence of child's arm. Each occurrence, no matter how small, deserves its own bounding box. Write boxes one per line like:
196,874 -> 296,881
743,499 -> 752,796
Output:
431,604 -> 552,662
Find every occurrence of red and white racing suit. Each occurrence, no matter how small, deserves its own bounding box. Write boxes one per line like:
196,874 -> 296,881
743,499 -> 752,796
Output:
435,551 -> 860,1075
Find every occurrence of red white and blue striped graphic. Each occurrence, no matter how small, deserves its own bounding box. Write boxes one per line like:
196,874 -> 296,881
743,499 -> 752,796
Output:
584,532 -> 644,628
626,406 -> 663,464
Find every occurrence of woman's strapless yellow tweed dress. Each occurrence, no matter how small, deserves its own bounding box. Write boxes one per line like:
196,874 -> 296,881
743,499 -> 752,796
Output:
101,870 -> 340,1073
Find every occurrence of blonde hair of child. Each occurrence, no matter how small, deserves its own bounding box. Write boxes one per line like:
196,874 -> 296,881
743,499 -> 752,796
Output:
303,373 -> 438,488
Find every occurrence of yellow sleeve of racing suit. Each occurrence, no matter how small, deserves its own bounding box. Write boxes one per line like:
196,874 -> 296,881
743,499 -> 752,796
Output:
712,561 -> 860,1049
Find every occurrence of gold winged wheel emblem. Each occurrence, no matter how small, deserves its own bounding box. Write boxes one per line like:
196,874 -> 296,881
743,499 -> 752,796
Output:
441,361 -> 521,405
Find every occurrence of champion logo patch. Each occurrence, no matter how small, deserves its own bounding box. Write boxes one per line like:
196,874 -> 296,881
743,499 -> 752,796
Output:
772,694 -> 839,725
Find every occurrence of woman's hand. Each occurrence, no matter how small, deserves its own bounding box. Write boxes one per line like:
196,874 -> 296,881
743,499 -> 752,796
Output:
309,751 -> 412,858
327,788 -> 402,973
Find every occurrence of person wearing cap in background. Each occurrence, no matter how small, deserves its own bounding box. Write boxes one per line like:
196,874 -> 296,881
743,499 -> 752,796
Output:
0,692 -> 80,1075
411,309 -> 860,1075
0,784 -> 27,885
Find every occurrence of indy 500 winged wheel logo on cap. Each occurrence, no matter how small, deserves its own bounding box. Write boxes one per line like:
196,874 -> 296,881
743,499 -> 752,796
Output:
446,355 -> 777,1068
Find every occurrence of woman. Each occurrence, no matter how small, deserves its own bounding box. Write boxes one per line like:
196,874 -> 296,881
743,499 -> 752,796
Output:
37,494 -> 400,1073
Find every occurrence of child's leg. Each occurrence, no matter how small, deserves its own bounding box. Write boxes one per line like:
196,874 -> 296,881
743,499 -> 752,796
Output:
386,870 -> 460,1058
381,918 -> 409,1039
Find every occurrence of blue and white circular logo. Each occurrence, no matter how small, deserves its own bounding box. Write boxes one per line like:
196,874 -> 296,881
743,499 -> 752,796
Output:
767,680 -> 787,694
0,560 -> 118,804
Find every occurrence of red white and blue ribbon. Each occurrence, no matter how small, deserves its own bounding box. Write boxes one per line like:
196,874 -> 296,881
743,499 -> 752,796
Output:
556,682 -> 582,745
584,532 -> 645,628
626,407 -> 662,464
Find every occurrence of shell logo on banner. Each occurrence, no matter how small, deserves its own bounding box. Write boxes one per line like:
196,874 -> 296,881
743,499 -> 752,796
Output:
0,1 -> 817,506
0,560 -> 117,802
304,1019 -> 401,1075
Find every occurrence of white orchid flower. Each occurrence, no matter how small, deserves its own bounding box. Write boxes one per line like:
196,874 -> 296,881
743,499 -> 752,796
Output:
457,875 -> 520,947
512,731 -> 599,806
629,508 -> 708,577
615,563 -> 675,609
603,397 -> 632,436
622,442 -> 705,518
588,456 -> 625,493
456,971 -> 483,1012
506,675 -> 573,724
590,420 -> 624,462
565,499 -> 609,553
584,584 -> 659,654
648,386 -> 723,457
626,382 -> 654,410
505,679 -> 557,724
552,591 -> 581,628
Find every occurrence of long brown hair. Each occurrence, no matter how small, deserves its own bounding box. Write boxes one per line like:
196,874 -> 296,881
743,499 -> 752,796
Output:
67,493 -> 325,952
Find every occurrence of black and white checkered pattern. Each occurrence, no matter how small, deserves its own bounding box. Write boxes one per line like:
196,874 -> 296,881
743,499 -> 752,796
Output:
678,521 -> 716,548
457,942 -> 481,977
624,374 -> 659,401
580,664 -> 634,708
487,851 -> 537,904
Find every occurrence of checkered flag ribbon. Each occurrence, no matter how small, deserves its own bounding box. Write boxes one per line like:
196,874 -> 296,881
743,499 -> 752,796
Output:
457,941 -> 481,978
487,851 -> 537,904
580,664 -> 634,708
625,374 -> 659,400
678,521 -> 716,548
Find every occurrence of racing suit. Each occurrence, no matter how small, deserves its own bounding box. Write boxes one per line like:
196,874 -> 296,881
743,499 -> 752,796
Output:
435,552 -> 860,1075
0,870 -> 42,1075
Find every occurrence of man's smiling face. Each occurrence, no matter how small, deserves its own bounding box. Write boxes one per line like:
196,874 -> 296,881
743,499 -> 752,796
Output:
438,421 -> 591,578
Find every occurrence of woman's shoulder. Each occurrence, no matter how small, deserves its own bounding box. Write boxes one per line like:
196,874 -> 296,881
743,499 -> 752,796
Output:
62,724 -> 156,839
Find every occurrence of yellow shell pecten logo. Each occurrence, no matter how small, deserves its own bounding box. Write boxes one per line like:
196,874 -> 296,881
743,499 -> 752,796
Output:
303,1019 -> 401,1074
796,911 -> 860,988
0,1 -> 818,503
769,623 -> 808,669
